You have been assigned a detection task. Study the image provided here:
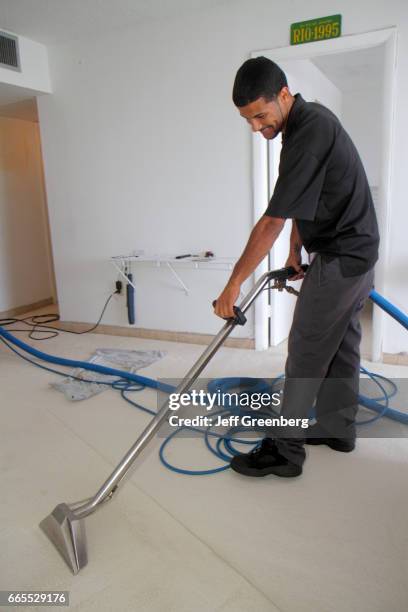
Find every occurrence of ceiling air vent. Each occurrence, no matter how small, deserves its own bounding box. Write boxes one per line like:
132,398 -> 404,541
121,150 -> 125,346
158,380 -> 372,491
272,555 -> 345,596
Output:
0,31 -> 20,71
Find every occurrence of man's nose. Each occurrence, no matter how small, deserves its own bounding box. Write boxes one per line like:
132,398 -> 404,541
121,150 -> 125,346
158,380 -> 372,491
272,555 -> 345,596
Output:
250,120 -> 262,132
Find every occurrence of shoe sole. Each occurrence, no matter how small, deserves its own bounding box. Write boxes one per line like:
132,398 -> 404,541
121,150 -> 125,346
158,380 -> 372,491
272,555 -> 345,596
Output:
230,460 -> 302,478
305,439 -> 355,452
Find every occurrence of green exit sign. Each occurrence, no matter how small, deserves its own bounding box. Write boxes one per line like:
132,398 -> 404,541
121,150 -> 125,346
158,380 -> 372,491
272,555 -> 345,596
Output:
290,15 -> 342,45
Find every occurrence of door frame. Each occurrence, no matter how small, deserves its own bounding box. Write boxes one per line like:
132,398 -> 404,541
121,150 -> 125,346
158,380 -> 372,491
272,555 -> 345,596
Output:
250,27 -> 397,361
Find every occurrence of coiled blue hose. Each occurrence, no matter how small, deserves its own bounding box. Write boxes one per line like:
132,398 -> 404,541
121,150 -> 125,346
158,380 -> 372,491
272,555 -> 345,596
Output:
0,284 -> 406,476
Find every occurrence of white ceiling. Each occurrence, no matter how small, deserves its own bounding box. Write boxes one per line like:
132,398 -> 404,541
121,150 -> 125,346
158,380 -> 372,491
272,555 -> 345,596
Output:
0,0 -> 228,45
312,45 -> 385,93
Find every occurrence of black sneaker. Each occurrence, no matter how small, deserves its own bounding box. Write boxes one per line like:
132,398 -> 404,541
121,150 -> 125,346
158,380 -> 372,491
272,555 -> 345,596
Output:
230,437 -> 302,478
305,425 -> 355,452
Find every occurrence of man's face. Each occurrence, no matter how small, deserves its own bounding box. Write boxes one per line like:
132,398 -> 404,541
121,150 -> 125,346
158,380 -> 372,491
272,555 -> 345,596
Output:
237,95 -> 285,140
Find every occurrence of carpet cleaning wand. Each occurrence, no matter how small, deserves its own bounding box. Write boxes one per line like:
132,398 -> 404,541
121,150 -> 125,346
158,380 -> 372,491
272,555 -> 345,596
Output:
38,264 -> 307,575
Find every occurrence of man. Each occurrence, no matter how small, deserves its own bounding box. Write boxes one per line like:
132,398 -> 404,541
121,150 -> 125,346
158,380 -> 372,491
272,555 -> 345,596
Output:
214,57 -> 379,478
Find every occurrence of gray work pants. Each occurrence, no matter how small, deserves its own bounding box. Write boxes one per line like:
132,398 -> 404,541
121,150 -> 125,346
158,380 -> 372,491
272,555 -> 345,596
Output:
273,254 -> 375,466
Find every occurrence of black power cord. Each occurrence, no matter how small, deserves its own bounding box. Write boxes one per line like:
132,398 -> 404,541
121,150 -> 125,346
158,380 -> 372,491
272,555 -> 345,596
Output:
0,291 -> 118,341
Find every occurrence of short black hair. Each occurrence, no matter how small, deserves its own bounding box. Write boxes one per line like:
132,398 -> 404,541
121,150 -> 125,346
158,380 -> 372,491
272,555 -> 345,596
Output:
232,56 -> 288,107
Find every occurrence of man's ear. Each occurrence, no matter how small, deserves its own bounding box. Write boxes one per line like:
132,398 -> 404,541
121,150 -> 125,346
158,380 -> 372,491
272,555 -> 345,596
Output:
279,86 -> 291,101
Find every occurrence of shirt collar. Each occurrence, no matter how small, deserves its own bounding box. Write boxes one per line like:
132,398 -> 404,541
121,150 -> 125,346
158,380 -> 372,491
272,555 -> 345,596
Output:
282,93 -> 305,142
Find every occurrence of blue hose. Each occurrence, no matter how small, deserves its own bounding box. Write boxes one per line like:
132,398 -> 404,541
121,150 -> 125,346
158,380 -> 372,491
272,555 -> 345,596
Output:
0,284 -> 407,476
126,273 -> 136,325
2,325 -> 402,476
0,326 -> 173,394
369,290 -> 408,330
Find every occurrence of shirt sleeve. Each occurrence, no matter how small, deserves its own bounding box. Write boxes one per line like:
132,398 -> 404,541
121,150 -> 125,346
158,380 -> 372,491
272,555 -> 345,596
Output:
264,146 -> 327,221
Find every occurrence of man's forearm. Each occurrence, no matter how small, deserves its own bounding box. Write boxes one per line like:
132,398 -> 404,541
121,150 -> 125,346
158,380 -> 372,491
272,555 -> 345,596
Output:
290,220 -> 302,256
227,215 -> 285,287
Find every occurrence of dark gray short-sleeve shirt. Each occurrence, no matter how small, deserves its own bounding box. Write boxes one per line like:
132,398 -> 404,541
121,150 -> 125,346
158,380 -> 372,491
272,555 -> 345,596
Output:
264,94 -> 380,277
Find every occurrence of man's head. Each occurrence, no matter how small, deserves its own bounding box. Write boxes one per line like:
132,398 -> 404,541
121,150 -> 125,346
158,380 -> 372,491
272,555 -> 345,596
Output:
233,56 -> 294,139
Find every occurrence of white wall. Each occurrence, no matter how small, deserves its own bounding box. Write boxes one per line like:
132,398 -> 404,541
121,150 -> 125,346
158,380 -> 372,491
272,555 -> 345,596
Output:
0,117 -> 53,312
342,86 -> 381,187
37,0 -> 408,352
282,59 -> 343,114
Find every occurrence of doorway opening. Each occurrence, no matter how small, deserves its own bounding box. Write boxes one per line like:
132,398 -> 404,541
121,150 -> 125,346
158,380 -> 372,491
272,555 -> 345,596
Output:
251,28 -> 397,362
0,93 -> 57,320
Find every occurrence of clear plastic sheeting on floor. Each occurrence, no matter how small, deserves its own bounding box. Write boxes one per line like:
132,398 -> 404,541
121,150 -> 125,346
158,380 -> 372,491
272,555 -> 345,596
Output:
50,348 -> 165,401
